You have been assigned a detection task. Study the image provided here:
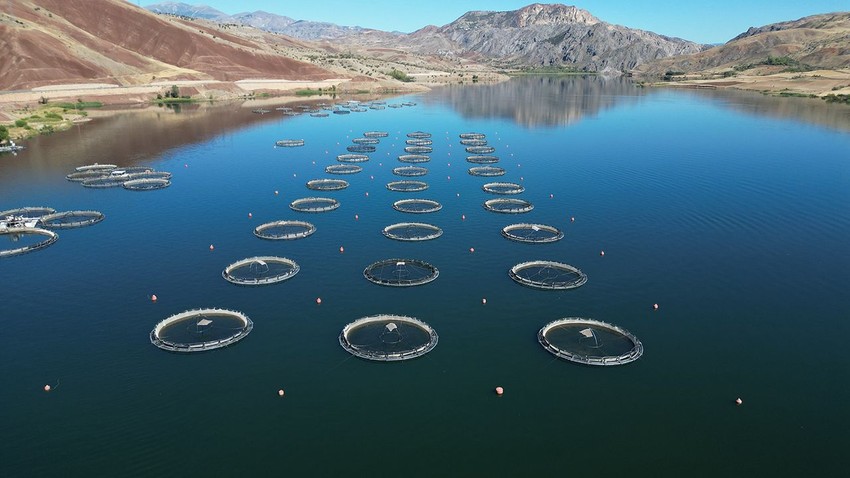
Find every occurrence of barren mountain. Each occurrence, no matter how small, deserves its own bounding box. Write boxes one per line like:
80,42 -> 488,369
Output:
397,3 -> 707,71
638,12 -> 850,75
145,1 -> 228,20
0,0 -> 336,90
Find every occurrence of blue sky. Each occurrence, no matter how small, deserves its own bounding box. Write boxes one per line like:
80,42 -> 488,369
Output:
149,1 -> 849,44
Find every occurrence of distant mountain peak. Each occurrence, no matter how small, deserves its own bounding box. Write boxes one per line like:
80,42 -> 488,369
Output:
513,3 -> 600,27
144,1 -> 227,20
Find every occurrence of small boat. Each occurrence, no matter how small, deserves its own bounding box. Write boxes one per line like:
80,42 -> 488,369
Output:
0,215 -> 39,230
0,141 -> 25,153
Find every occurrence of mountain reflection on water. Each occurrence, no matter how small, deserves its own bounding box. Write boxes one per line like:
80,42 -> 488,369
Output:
424,75 -> 647,127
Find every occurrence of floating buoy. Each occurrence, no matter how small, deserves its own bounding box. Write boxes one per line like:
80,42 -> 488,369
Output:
482,298 -> 487,305
379,163 -> 383,166
447,176 -> 451,180
600,250 -> 605,257
462,214 -> 466,220
469,247 -> 475,253
456,193 -> 460,197
370,175 -> 374,180
495,386 -> 504,396
151,294 -> 158,302
278,389 -> 285,397
209,244 -> 215,251
184,164 -> 188,168
355,214 -> 359,220
248,213 -> 253,218
293,173 -> 297,177
316,297 -> 322,305
570,217 -> 575,222
550,194 -> 554,198
735,398 -> 743,405
365,192 -> 369,197
275,190 -> 279,195
653,303 -> 659,311
447,163 -> 451,167
312,161 -> 315,165
44,384 -> 51,392
339,246 -> 344,253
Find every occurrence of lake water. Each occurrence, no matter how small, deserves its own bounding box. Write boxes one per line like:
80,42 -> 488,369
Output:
1,76 -> 849,476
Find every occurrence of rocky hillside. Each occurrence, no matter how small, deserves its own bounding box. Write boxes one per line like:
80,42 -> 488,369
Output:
0,0 -> 336,90
406,3 -> 705,71
638,12 -> 850,75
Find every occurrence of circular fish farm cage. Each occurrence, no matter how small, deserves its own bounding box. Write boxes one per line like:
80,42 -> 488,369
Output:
254,220 -> 316,240
383,222 -> 443,241
222,256 -> 300,285
364,258 -> 439,287
392,199 -> 442,214
387,180 -> 428,192
66,170 -> 109,182
306,178 -> 349,191
407,131 -> 431,139
75,163 -> 117,172
459,132 -> 485,140
121,166 -> 155,174
468,166 -> 506,177
326,164 -> 363,175
352,137 -> 379,145
275,139 -> 305,147
347,144 -> 376,153
0,228 -> 59,258
290,197 -> 340,213
501,223 -> 564,243
337,154 -> 370,163
483,198 -> 534,214
128,171 -> 172,181
364,131 -> 389,138
404,146 -> 432,154
482,182 -> 525,195
123,178 -> 171,191
150,308 -> 253,353
398,154 -> 430,163
460,138 -> 487,146
466,146 -> 496,154
538,318 -> 643,366
0,206 -> 56,218
82,176 -> 126,188
339,314 -> 438,361
392,166 -> 428,177
39,210 -> 104,229
406,138 -> 432,146
509,260 -> 587,290
467,155 -> 499,164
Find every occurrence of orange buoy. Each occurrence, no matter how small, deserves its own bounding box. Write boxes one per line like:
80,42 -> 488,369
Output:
209,244 -> 215,251
339,246 -> 345,253
495,386 -> 504,396
151,294 -> 158,302
44,384 -> 51,392
735,398 -> 743,405
653,303 -> 659,311
316,297 -> 322,305
278,389 -> 285,397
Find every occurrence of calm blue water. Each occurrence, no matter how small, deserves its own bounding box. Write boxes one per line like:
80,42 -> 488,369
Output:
1,77 -> 849,477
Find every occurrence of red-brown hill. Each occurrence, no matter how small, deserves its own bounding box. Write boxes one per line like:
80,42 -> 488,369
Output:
0,0 -> 336,90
